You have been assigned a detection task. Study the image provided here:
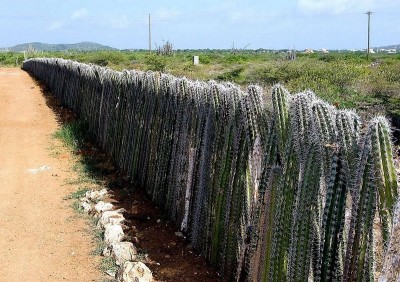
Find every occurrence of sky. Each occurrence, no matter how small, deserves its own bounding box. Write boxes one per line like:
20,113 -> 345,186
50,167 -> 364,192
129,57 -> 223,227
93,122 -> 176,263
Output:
0,0 -> 399,50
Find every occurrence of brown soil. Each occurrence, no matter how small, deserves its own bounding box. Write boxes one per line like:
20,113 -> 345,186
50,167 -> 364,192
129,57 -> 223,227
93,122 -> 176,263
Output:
0,68 -> 101,281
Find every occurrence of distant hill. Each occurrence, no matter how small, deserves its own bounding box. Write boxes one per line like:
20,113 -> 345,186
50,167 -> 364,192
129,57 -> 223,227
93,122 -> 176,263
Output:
8,42 -> 117,52
376,44 -> 400,50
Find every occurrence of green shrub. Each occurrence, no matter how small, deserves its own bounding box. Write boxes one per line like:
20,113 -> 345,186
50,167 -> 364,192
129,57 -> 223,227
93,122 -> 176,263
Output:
145,55 -> 167,72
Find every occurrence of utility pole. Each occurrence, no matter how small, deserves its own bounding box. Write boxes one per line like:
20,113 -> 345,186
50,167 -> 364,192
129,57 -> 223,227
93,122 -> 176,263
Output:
365,11 -> 372,59
149,14 -> 152,55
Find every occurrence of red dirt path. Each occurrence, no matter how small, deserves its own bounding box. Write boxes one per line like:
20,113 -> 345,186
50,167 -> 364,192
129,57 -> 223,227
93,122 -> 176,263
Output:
0,68 -> 101,281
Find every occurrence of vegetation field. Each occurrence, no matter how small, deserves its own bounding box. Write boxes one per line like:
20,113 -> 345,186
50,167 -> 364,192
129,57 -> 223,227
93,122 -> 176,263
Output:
2,49 -> 400,130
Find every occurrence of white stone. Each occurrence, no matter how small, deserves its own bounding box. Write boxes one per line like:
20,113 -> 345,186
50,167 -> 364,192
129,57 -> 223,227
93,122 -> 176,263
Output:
26,165 -> 51,174
94,201 -> 114,213
105,270 -> 117,278
111,242 -> 138,266
85,188 -> 108,201
81,201 -> 92,213
97,209 -> 126,229
193,56 -> 199,65
102,246 -> 112,257
116,261 -> 153,282
104,224 -> 124,245
175,231 -> 184,238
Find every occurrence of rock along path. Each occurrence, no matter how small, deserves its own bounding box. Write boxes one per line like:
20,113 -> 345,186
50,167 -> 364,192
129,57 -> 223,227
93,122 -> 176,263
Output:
0,68 -> 100,281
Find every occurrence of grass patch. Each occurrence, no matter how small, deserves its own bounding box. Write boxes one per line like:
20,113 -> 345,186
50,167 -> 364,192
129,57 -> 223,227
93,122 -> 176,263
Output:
135,249 -> 149,262
71,200 -> 84,213
64,175 -> 98,186
65,187 -> 90,214
53,120 -> 90,150
64,156 -> 102,186
100,257 -> 119,278
65,187 -> 90,200
91,228 -> 106,256
216,67 -> 245,84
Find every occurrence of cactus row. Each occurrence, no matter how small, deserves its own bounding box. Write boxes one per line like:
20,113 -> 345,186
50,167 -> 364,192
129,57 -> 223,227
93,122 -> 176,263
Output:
22,58 -> 399,281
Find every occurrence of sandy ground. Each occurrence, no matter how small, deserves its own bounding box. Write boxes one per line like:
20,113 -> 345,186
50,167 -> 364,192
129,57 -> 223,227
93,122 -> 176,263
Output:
0,68 -> 100,281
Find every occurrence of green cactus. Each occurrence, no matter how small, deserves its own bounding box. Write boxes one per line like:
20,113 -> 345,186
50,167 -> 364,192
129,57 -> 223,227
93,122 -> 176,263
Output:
272,84 -> 290,154
287,93 -> 321,282
343,116 -> 398,282
22,59 -> 399,282
369,117 -> 398,245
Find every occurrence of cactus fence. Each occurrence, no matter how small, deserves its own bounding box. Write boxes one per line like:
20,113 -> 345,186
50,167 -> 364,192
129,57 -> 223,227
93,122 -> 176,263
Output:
22,58 -> 398,281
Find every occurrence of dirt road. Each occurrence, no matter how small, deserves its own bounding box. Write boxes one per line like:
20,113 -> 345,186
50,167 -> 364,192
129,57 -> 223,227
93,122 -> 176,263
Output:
0,68 -> 100,281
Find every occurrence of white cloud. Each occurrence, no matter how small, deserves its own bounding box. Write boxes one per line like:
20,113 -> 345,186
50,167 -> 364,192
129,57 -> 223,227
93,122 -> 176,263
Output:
46,8 -> 88,31
47,21 -> 65,31
297,0 -> 375,14
71,8 -> 88,20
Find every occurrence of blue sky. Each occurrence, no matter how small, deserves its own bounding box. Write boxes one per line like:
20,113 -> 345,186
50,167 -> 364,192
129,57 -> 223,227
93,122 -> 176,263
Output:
1,0 -> 399,50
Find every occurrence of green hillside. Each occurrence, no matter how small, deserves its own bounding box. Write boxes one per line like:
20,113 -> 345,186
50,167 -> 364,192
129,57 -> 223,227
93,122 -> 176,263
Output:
9,41 -> 117,52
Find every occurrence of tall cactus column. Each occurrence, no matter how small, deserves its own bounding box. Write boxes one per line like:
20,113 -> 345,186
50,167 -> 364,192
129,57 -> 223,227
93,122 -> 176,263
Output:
344,117 -> 398,282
